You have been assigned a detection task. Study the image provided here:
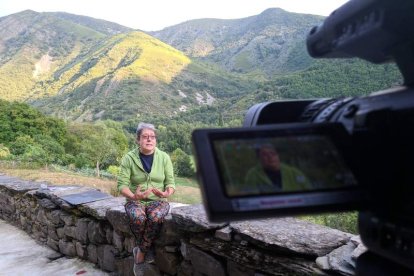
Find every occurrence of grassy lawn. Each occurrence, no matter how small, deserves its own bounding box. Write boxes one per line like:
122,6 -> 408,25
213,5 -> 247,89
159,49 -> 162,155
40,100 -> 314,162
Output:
169,176 -> 202,204
175,176 -> 199,187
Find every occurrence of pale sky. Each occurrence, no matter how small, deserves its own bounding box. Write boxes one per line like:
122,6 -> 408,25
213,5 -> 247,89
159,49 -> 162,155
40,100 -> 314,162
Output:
0,0 -> 349,31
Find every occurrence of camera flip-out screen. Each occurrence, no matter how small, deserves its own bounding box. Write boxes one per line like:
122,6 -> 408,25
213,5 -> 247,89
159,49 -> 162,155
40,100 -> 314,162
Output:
192,123 -> 365,222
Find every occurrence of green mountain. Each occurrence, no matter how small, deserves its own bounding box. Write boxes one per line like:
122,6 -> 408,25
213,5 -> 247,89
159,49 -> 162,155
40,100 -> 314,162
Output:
0,11 -> 255,122
0,10 -> 107,101
30,31 -> 255,122
151,8 -> 323,77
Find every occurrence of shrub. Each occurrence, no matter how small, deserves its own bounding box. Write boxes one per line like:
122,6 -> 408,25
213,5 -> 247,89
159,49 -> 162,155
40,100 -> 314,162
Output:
20,145 -> 48,165
0,145 -> 10,159
107,165 -> 120,176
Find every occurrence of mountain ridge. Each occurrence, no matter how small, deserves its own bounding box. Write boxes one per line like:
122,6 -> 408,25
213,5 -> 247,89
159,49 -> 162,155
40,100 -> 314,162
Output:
48,12 -> 133,35
150,8 -> 324,76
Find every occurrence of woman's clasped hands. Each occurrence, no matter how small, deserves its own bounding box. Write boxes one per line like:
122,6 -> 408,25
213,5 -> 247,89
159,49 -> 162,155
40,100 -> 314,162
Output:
134,187 -> 153,200
134,186 -> 173,200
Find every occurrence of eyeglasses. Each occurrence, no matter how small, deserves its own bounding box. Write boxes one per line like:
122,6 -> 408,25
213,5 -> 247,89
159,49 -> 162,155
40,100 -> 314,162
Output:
141,135 -> 157,140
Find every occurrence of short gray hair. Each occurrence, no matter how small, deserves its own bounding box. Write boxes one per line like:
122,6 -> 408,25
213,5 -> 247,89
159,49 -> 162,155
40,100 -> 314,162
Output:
136,122 -> 156,137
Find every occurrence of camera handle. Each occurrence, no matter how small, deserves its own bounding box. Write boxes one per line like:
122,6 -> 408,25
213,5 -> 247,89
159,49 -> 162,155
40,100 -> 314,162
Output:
394,43 -> 414,86
357,251 -> 414,276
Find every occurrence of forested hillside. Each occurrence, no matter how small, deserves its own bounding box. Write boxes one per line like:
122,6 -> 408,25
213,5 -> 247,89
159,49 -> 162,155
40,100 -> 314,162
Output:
233,60 -> 402,113
0,100 -> 195,178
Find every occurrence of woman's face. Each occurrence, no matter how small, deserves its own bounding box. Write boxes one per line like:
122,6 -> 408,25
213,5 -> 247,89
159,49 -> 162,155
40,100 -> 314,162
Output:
137,128 -> 157,154
259,147 -> 280,171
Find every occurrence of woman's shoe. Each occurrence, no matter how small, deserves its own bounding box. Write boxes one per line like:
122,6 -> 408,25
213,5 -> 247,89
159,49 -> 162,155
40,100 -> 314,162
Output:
133,247 -> 139,264
133,247 -> 145,264
133,247 -> 146,276
133,262 -> 146,276
145,249 -> 155,264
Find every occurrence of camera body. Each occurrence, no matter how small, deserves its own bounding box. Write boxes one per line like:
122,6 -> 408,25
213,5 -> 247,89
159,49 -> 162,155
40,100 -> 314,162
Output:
245,0 -> 414,271
242,86 -> 414,272
192,0 -> 414,272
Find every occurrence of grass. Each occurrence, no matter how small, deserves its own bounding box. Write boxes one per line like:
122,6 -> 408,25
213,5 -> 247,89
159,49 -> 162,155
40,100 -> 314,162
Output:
169,185 -> 201,205
301,212 -> 359,234
175,176 -> 199,188
0,163 -> 202,205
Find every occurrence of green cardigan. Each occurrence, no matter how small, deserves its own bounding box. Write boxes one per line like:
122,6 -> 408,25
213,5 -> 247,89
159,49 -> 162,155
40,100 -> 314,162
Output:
117,147 -> 176,202
244,163 -> 311,194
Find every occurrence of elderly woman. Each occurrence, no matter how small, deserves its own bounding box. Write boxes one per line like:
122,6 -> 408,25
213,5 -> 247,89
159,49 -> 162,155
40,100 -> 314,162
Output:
245,144 -> 310,194
117,122 -> 175,266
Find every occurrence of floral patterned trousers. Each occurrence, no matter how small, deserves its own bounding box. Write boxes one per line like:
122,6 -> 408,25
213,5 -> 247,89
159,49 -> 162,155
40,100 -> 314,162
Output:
124,200 -> 170,253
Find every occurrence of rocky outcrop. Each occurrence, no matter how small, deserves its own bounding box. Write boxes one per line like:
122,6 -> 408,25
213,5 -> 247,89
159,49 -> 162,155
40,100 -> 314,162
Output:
0,174 -> 365,275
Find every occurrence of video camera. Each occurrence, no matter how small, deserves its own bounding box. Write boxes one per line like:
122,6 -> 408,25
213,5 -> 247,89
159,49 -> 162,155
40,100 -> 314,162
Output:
192,0 -> 414,273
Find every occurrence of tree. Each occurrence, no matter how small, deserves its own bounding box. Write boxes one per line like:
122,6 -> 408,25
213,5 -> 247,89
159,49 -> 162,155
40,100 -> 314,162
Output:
171,148 -> 194,177
33,134 -> 66,165
0,100 -> 66,146
65,121 -> 129,176
218,112 -> 224,127
154,123 -> 193,154
9,135 -> 35,155
8,135 -> 64,167
0,100 -> 67,165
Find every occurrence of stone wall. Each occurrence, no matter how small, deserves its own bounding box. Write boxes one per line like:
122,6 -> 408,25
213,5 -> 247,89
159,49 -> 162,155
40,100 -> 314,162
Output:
0,174 -> 366,276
